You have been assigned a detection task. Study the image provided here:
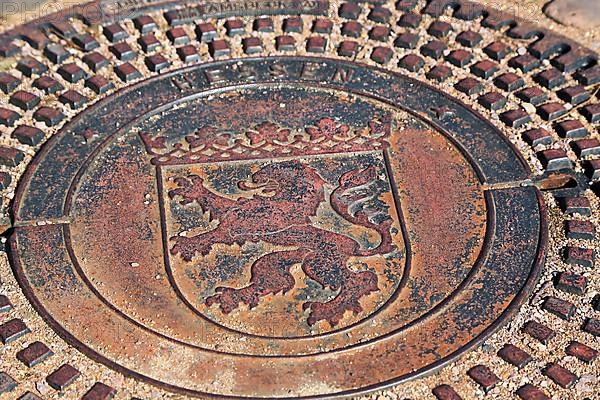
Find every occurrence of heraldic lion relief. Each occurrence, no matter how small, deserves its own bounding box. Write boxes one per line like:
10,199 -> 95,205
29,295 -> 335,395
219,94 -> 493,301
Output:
141,87 -> 409,337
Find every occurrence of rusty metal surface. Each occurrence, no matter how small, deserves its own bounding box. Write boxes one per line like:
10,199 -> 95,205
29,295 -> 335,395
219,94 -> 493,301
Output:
9,56 -> 546,398
0,0 -> 598,399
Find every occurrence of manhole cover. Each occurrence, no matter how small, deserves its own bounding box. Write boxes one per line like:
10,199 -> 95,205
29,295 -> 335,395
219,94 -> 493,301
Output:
1,1 -> 598,399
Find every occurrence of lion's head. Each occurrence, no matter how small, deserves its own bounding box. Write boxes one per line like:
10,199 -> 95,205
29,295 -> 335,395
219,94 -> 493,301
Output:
238,160 -> 327,202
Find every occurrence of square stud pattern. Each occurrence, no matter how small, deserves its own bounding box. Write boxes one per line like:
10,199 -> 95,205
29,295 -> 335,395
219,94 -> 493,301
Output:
484,41 -> 511,60
522,320 -> 556,344
471,60 -> 498,79
495,72 -> 525,91
110,39 -> 141,61
398,12 -> 421,28
555,120 -> 587,138
455,77 -> 482,95
394,33 -> 419,49
370,46 -> 393,64
427,65 -> 453,82
46,364 -> 80,390
428,20 -> 452,38
534,68 -> 565,89
338,41 -> 359,57
103,23 -> 128,42
17,57 -> 48,77
576,65 -> 600,85
516,384 -> 550,400
167,27 -> 189,45
0,72 -> 21,94
0,318 -> 30,344
543,363 -> 578,388
58,63 -> 86,83
12,125 -> 44,146
497,344 -> 533,368
566,341 -> 598,363
555,272 -> 587,295
537,102 -> 567,121
516,87 -> 548,105
467,365 -> 499,393
399,54 -> 424,72
564,246 -> 594,268
478,92 -> 506,111
432,384 -> 462,400
115,63 -> 142,82
580,103 -> 600,123
254,17 -> 274,32
43,43 -> 70,64
0,295 -> 12,312
177,45 -> 199,63
276,36 -> 296,52
33,76 -> 63,94
446,49 -> 473,68
0,107 -> 20,127
145,54 -> 170,72
10,91 -> 40,111
369,26 -> 390,41
566,220 -> 595,240
500,109 -> 532,128
572,138 -> 600,157
508,54 -> 541,72
73,33 -> 99,51
558,85 -> 591,104
138,35 -> 160,53
368,7 -> 391,23
523,128 -> 552,147
584,159 -> 600,181
584,318 -> 600,336
560,196 -> 591,215
283,17 -> 303,33
196,23 -> 217,42
456,30 -> 482,47
16,341 -> 53,367
0,372 -> 17,394
82,382 -> 116,400
542,296 -> 576,320
59,89 -> 88,109
34,107 -> 64,126
421,40 -> 446,59
83,52 -> 109,72
538,149 -> 573,171
86,75 -> 115,94
133,15 -> 157,34
313,18 -> 333,33
225,19 -> 245,36
307,37 -> 327,53
339,2 -> 361,19
242,37 -> 263,54
209,39 -> 231,57
342,21 -> 362,38
0,146 -> 24,167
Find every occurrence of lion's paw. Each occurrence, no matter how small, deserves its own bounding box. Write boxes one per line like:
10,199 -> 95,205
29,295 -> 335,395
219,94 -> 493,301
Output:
170,236 -> 213,261
206,286 -> 260,314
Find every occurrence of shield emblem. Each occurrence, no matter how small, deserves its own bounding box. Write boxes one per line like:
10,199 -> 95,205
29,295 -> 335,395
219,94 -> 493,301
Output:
142,114 -> 408,337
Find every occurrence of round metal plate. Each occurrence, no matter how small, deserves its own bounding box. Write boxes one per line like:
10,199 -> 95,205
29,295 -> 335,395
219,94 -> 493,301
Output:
0,1 -> 598,399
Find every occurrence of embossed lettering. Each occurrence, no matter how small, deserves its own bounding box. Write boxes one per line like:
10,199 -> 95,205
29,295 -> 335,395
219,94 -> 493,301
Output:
332,68 -> 354,84
205,69 -> 227,84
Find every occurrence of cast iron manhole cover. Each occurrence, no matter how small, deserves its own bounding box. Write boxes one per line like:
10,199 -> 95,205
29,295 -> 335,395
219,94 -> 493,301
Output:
1,1 -> 598,399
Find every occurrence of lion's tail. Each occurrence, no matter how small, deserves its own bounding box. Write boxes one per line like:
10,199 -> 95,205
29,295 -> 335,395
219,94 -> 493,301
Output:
330,166 -> 394,256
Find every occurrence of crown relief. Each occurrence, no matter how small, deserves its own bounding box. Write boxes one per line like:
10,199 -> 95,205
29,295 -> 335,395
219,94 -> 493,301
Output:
139,115 -> 392,165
